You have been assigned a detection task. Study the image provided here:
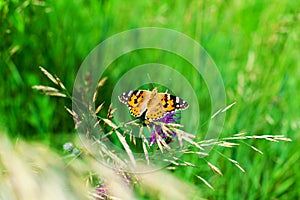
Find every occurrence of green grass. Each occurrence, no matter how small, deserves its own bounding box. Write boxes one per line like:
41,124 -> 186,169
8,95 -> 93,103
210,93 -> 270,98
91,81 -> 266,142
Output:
1,0 -> 300,199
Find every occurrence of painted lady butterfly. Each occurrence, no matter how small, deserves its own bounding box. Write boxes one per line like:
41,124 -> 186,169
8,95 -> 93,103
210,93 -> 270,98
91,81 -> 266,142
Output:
118,88 -> 189,121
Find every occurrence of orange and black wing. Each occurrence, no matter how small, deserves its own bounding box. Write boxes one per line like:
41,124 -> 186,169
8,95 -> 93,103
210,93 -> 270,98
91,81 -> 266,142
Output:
118,90 -> 151,117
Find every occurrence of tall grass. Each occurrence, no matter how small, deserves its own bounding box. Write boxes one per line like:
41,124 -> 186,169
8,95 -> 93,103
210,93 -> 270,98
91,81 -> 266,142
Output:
1,130 -> 204,200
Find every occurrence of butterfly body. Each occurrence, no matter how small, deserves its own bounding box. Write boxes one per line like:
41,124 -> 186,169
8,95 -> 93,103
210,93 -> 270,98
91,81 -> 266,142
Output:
118,88 -> 188,121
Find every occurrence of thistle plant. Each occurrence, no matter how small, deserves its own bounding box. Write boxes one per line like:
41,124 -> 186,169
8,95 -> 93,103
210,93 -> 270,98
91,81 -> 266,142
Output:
149,112 -> 179,144
33,66 -> 292,198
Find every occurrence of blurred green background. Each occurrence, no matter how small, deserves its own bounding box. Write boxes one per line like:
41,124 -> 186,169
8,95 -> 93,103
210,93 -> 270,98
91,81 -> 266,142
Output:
1,0 -> 300,199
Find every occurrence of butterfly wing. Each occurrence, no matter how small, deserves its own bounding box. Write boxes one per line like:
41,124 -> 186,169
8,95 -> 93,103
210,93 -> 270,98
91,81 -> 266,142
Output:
118,90 -> 151,117
145,93 -> 166,120
146,93 -> 189,120
161,93 -> 189,112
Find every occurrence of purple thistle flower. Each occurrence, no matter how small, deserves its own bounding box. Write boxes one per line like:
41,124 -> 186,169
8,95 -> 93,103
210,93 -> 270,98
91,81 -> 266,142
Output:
95,184 -> 107,200
149,112 -> 181,143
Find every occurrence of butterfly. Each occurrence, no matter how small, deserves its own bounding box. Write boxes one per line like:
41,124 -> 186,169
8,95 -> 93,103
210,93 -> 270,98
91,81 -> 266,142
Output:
118,88 -> 189,121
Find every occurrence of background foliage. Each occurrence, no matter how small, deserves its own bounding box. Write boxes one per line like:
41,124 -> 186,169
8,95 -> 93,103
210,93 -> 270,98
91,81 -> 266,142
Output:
1,0 -> 300,199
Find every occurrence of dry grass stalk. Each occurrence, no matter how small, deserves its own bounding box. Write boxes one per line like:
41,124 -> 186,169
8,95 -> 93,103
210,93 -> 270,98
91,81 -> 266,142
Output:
95,102 -> 105,114
102,118 -> 118,129
126,130 -> 136,145
95,140 -> 127,168
32,85 -> 67,97
181,150 -> 209,157
115,130 -> 136,166
97,77 -> 108,88
142,142 -> 150,165
92,77 -> 107,103
211,109 -> 222,119
217,141 -> 239,148
163,159 -> 181,166
162,156 -> 196,168
65,106 -> 76,118
93,119 -> 101,128
228,158 -> 246,173
32,85 -> 59,92
182,161 -> 197,167
39,66 -> 58,85
55,76 -> 67,90
158,134 -> 171,151
177,129 -> 183,147
175,129 -> 197,146
250,145 -> 264,154
224,134 -> 292,142
211,102 -> 236,119
221,102 -> 236,113
155,133 -> 164,153
45,91 -> 67,97
207,162 -> 223,176
234,132 -> 247,136
107,103 -> 117,119
92,90 -> 98,103
196,175 -> 215,190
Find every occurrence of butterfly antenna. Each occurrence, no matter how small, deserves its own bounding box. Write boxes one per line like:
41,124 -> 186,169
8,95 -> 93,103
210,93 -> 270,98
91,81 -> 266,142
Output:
147,73 -> 156,90
146,73 -> 168,92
